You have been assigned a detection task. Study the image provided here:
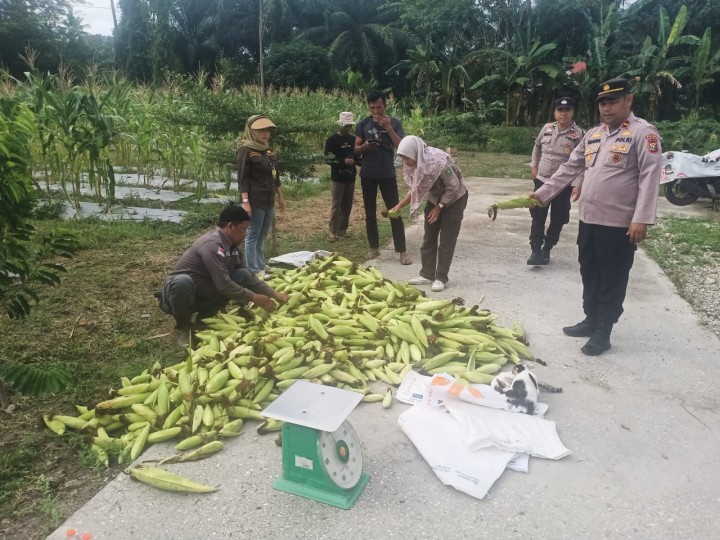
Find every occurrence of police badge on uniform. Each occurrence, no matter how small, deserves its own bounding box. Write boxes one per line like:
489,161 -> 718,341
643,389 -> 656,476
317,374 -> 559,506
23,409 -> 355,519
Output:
645,134 -> 659,153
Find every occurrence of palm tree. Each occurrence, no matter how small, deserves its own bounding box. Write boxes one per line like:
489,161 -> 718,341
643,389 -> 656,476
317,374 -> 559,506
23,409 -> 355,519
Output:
386,44 -> 440,106
300,0 -> 409,80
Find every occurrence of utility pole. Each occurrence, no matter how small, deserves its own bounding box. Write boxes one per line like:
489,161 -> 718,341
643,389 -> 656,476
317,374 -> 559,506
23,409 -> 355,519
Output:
110,0 -> 118,32
259,0 -> 265,106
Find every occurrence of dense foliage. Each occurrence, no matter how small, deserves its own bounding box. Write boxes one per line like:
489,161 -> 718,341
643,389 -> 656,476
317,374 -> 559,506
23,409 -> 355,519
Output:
3,1 -> 720,126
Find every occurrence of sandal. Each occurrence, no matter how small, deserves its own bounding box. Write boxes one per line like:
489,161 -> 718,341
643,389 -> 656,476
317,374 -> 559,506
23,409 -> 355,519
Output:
400,252 -> 413,265
366,248 -> 380,260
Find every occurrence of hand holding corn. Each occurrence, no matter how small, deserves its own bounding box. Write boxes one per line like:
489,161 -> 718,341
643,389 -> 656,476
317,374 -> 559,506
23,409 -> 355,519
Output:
487,196 -> 542,221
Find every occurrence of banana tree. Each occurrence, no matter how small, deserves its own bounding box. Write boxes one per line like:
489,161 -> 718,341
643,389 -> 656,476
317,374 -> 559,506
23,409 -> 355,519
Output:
438,51 -> 470,111
625,5 -> 696,121
470,35 -> 559,125
676,27 -> 720,116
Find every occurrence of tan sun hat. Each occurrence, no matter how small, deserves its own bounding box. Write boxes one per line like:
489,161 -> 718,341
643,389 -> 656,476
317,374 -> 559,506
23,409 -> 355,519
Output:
337,112 -> 356,126
249,116 -> 277,130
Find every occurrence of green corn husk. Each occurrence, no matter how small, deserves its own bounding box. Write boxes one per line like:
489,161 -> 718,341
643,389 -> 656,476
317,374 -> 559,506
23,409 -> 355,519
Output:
487,197 -> 541,221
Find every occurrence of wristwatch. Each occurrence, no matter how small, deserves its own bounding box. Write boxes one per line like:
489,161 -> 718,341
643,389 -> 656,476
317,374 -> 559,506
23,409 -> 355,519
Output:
242,198 -> 249,203
437,203 -> 445,209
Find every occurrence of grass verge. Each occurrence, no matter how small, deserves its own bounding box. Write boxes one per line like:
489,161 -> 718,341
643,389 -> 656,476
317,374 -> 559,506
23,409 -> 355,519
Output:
0,173 -> 394,538
645,216 -> 720,291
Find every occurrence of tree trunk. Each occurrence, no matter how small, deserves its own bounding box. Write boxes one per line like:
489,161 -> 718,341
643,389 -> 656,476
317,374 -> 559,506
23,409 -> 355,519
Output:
0,380 -> 10,411
506,89 -> 511,126
110,0 -> 118,31
259,0 -> 265,106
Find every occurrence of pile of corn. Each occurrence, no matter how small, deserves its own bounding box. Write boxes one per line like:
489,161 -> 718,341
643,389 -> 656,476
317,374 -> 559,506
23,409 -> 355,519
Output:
42,254 -> 533,491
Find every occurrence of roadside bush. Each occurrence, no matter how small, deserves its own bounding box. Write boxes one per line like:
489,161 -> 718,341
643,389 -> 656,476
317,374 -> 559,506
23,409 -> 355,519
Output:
424,112 -> 489,149
656,118 -> 720,154
485,126 -> 536,154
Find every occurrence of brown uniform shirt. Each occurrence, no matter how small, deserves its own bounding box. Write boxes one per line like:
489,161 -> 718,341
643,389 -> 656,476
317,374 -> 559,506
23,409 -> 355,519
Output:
236,147 -> 281,209
427,156 -> 468,207
531,121 -> 585,185
168,229 -> 274,304
535,113 -> 662,227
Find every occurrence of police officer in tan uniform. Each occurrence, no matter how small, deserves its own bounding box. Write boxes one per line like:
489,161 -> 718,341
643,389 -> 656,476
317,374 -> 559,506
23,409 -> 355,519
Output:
528,97 -> 585,265
530,79 -> 662,356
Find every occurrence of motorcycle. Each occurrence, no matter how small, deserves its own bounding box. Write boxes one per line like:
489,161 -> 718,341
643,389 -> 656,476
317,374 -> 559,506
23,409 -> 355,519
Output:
660,149 -> 720,208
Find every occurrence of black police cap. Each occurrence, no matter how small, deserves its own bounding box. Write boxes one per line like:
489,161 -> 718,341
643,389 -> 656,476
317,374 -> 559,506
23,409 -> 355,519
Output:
553,97 -> 575,109
596,78 -> 631,100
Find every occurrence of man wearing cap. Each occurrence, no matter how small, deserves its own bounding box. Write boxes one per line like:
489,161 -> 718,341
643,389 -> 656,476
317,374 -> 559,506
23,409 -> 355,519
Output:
324,112 -> 357,241
529,78 -> 662,356
354,90 -> 412,265
528,96 -> 585,265
157,205 -> 289,348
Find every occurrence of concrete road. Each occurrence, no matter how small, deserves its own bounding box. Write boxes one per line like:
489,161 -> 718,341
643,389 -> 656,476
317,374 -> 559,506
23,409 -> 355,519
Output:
48,178 -> 720,540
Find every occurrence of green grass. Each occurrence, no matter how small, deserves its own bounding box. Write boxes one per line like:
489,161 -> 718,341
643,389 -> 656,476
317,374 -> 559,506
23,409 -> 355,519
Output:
646,217 -> 720,266
645,217 -> 720,299
453,152 -> 530,179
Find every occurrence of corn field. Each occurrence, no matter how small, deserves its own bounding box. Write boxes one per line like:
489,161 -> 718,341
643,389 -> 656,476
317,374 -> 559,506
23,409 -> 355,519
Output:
1,65 -> 386,211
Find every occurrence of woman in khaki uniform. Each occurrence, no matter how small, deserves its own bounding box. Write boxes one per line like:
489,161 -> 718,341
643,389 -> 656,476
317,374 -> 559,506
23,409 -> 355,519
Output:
236,115 -> 285,278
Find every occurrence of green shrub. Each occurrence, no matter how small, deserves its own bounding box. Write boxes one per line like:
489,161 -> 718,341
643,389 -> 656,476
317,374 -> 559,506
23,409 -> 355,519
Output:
656,118 -> 720,154
484,126 -> 536,154
424,112 -> 489,148
265,41 -> 332,90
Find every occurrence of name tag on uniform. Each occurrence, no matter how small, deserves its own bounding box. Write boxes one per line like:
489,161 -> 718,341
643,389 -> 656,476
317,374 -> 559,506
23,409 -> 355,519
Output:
610,143 -> 630,153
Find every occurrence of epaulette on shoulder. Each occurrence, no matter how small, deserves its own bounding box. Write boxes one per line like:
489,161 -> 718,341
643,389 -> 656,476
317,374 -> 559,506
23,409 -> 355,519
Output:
544,123 -> 554,130
248,151 -> 261,156
633,117 -> 654,129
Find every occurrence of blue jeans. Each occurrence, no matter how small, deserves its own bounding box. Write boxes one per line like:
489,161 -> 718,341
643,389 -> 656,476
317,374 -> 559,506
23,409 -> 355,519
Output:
245,206 -> 274,274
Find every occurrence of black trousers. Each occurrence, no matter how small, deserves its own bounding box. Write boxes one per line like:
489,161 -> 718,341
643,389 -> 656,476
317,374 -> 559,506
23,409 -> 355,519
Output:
361,176 -> 406,252
577,221 -> 636,324
530,179 -> 572,248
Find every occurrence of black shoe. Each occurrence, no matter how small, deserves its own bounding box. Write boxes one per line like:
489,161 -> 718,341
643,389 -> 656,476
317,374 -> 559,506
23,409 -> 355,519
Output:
540,246 -> 551,265
563,318 -> 597,337
581,321 -> 613,356
527,249 -> 543,265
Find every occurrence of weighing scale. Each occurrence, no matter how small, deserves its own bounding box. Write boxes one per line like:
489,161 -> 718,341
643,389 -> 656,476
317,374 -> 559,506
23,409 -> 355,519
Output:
262,380 -> 369,509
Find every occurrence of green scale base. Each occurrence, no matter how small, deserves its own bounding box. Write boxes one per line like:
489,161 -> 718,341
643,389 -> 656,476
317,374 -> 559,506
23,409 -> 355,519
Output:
272,422 -> 369,510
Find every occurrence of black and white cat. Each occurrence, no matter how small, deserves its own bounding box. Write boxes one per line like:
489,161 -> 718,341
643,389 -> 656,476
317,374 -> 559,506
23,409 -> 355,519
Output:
491,364 -> 562,415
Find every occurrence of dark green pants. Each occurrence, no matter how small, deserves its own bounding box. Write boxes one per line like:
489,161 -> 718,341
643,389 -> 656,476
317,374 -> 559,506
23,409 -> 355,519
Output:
418,193 -> 468,284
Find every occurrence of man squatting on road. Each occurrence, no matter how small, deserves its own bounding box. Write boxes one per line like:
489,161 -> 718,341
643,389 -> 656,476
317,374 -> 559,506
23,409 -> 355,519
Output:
157,205 -> 289,348
528,96 -> 585,266
530,78 -> 662,356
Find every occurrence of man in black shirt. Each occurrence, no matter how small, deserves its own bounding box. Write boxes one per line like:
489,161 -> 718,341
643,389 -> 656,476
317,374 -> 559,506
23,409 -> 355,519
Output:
324,112 -> 357,241
354,90 -> 412,265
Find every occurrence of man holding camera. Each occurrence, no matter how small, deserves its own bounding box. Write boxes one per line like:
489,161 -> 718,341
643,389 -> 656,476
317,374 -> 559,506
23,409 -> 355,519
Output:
354,90 -> 412,265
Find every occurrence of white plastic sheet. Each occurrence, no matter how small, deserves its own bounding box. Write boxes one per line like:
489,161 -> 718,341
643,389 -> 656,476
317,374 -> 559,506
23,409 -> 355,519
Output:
398,405 -> 516,499
267,250 -> 332,268
444,399 -> 571,459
